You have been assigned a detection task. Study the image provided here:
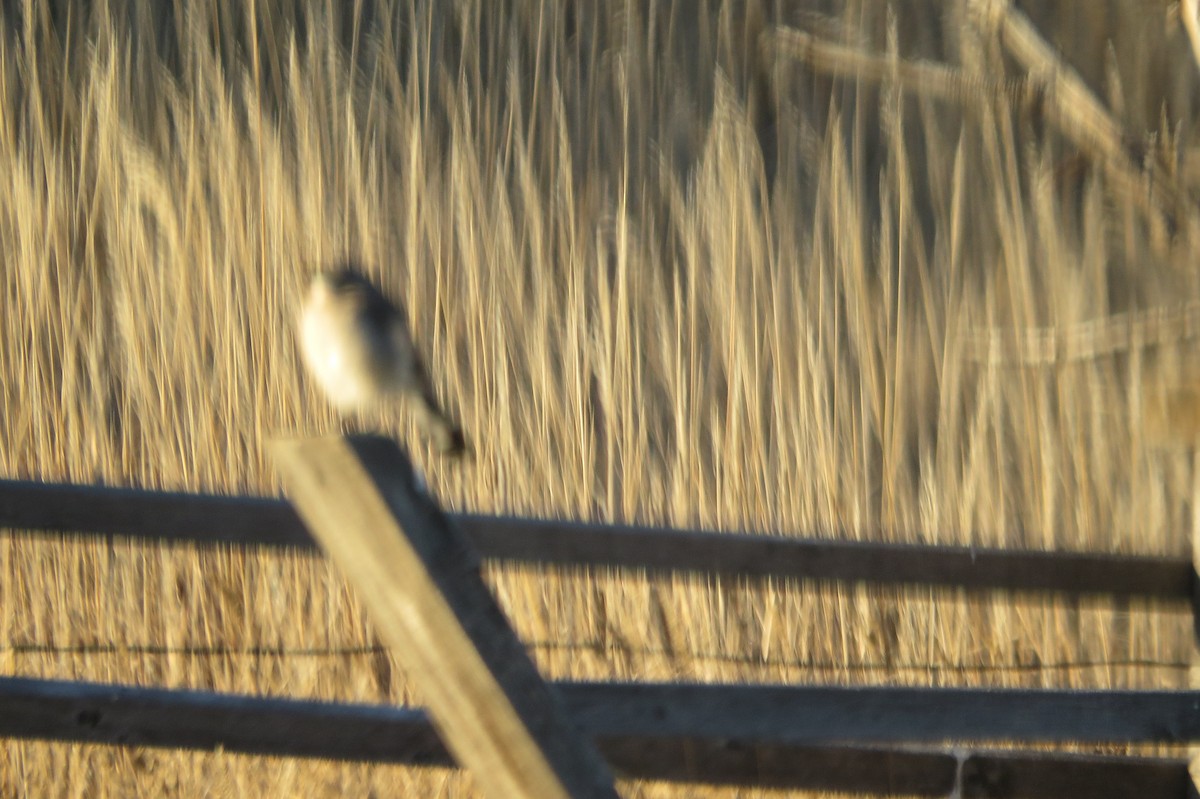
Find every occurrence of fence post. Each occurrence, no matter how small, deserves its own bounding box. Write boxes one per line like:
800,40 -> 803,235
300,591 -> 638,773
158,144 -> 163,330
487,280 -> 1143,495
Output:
270,435 -> 619,799
1191,459 -> 1200,798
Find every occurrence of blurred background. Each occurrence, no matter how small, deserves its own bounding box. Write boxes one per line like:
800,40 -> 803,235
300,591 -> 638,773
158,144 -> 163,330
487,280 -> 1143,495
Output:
3,0 -> 1200,795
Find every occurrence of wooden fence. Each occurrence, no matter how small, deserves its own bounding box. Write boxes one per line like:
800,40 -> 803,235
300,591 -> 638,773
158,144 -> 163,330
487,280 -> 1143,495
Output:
0,475 -> 1190,598
2,435 -> 1200,797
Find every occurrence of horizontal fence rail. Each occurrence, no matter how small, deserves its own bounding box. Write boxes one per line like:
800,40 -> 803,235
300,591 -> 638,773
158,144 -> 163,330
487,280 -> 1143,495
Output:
563,684 -> 1200,743
6,676 -> 1200,745
0,479 -> 1191,599
0,676 -> 1190,798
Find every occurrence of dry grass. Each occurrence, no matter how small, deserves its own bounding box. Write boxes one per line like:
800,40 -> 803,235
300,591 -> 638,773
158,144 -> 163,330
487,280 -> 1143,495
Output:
2,0 -> 1200,796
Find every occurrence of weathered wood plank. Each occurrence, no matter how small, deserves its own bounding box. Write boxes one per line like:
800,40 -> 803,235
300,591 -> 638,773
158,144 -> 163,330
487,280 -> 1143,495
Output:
957,750 -> 1188,799
0,479 -> 1190,599
0,479 -> 313,548
5,675 -> 1200,747
559,683 -> 1200,743
0,676 -> 447,764
0,676 -> 1190,798
463,515 -> 1192,599
269,435 -> 618,799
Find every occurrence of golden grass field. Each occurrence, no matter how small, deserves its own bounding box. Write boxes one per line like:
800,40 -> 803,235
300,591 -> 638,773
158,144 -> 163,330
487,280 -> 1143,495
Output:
4,0 -> 1200,795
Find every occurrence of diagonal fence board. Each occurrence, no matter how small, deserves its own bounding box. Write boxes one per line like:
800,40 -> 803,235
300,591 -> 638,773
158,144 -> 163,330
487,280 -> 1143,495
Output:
0,479 -> 1191,599
975,0 -> 1188,241
270,435 -> 618,799
0,675 -> 1192,799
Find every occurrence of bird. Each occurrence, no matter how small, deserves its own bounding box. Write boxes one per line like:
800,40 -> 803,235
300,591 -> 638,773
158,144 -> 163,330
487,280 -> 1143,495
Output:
297,263 -> 468,455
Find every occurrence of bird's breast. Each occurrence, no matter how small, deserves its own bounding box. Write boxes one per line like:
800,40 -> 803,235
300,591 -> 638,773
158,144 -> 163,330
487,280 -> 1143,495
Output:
299,302 -> 382,410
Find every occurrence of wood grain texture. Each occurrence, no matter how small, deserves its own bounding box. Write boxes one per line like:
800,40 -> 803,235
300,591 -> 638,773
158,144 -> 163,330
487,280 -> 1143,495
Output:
0,479 -> 1189,599
269,435 -> 618,799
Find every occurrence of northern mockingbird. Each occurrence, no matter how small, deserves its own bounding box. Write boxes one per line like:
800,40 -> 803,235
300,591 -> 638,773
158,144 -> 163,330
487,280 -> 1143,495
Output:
298,264 -> 468,455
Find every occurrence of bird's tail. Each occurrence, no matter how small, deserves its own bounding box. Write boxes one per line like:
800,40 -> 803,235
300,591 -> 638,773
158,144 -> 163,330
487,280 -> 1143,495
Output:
410,391 -> 470,456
